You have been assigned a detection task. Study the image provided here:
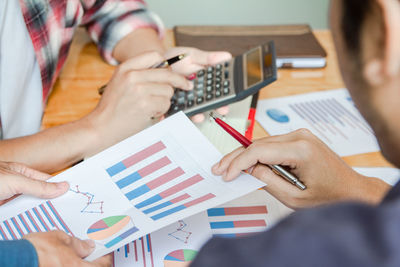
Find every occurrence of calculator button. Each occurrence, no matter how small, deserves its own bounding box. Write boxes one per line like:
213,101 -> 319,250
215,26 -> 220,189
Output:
223,80 -> 230,87
172,105 -> 180,112
215,90 -> 222,98
224,62 -> 229,68
197,70 -> 205,77
196,83 -> 204,90
206,86 -> 213,93
215,77 -> 222,83
207,73 -> 213,80
215,83 -> 221,90
223,87 -> 230,95
177,97 -> 185,105
197,77 -> 204,83
207,66 -> 214,73
206,80 -> 213,86
187,100 -> 194,107
216,64 -> 223,70
187,92 -> 195,100
216,70 -> 222,77
206,93 -> 213,101
196,97 -> 204,104
224,71 -> 229,79
196,90 -> 204,97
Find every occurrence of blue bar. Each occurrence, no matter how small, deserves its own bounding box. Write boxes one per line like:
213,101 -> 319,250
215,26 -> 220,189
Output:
40,205 -> 55,227
207,208 -> 226,217
105,227 -> 139,248
125,184 -> 151,200
0,226 -> 7,240
11,218 -> 23,237
213,233 -> 237,238
151,205 -> 186,220
125,244 -> 128,258
4,222 -> 15,240
116,172 -> 142,189
146,235 -> 150,252
135,194 -> 163,209
143,200 -> 173,214
33,208 -> 49,231
210,221 -> 235,229
18,215 -> 31,233
25,211 -> 39,232
106,162 -> 126,177
46,202 -> 69,234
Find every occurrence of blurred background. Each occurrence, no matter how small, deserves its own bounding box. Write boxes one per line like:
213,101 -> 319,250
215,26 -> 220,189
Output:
146,0 -> 330,29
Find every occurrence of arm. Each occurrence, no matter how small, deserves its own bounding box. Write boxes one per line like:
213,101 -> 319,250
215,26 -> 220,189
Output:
192,199 -> 399,266
0,239 -> 38,267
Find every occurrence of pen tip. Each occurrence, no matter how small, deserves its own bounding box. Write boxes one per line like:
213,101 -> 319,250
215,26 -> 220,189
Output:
179,54 -> 187,60
209,112 -> 216,120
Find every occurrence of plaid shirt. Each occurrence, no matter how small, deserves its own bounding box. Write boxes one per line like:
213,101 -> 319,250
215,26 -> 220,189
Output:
19,0 -> 163,103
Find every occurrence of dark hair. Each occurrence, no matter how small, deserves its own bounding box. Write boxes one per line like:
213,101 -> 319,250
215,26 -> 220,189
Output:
341,0 -> 374,53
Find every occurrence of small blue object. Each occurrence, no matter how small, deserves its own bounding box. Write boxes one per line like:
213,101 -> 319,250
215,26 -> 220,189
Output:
266,109 -> 290,123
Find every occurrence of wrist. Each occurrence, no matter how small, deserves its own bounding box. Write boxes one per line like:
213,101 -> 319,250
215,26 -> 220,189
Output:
347,175 -> 391,204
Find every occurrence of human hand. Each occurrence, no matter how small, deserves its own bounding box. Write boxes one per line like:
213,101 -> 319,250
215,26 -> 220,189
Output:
0,162 -> 68,205
164,47 -> 232,123
88,51 -> 192,151
212,129 -> 391,209
24,231 -> 111,267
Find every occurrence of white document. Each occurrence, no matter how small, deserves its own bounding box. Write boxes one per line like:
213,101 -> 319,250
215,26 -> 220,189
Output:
0,112 -> 264,261
255,89 -> 380,156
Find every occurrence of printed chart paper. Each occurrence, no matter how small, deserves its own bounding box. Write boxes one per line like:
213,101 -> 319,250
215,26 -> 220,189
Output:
0,112 -> 265,261
113,190 -> 292,267
256,89 -> 380,156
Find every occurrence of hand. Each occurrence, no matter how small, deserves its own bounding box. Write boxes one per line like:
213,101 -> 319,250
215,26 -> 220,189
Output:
212,129 -> 391,209
88,51 -> 192,151
0,162 -> 68,205
24,231 -> 111,267
164,47 -> 232,123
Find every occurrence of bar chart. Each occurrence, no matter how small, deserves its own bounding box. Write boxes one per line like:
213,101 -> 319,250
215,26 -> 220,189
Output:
207,205 -> 268,238
0,201 -> 73,240
106,139 -> 216,221
113,234 -> 155,267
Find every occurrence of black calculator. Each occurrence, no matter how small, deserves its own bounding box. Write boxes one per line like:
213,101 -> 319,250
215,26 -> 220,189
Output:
167,41 -> 277,117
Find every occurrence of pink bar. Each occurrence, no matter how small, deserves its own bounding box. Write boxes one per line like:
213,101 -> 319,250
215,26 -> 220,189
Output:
225,206 -> 267,216
170,193 -> 191,204
40,204 -> 60,230
0,225 -> 8,240
146,167 -> 184,190
11,218 -> 24,236
47,201 -> 75,236
159,174 -> 203,198
141,237 -> 147,267
184,193 -> 215,208
122,141 -> 166,168
233,220 -> 266,228
26,211 -> 41,233
134,240 -> 138,261
4,221 -> 17,239
19,215 -> 32,233
235,232 -> 263,237
33,207 -> 50,231
137,157 -> 171,177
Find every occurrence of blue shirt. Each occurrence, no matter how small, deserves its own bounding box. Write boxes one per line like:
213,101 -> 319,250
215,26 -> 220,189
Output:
192,182 -> 400,267
0,239 -> 38,267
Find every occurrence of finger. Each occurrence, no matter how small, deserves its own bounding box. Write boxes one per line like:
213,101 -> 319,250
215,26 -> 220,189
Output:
215,106 -> 229,116
7,163 -> 51,181
132,69 -> 193,90
224,141 -> 300,181
11,175 -> 69,199
135,83 -> 174,99
191,114 -> 205,123
90,254 -> 113,267
119,51 -> 164,71
70,238 -> 96,259
190,49 -> 232,66
251,164 -> 295,193
212,147 -> 246,175
145,95 -> 173,117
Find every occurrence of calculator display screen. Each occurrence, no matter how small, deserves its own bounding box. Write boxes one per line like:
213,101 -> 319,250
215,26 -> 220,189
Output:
245,47 -> 263,87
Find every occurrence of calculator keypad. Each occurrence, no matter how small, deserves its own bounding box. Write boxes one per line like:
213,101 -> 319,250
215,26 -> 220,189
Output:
167,62 -> 235,116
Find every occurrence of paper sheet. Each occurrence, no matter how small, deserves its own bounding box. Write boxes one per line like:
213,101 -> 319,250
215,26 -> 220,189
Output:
353,167 -> 400,186
0,112 -> 264,261
255,89 -> 380,156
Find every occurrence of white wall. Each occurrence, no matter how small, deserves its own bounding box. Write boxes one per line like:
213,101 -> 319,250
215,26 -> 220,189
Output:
146,0 -> 330,29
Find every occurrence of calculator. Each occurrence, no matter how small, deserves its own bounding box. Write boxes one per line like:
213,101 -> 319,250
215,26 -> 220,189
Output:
167,41 -> 277,117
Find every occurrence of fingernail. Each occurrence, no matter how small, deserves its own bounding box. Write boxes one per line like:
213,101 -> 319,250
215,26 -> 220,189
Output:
85,239 -> 96,248
56,182 -> 68,189
187,73 -> 196,80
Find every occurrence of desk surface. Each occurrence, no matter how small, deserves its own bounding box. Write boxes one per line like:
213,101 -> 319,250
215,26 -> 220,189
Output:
43,28 -> 392,168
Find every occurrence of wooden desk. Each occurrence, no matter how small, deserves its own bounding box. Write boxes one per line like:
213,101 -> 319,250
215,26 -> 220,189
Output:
43,28 -> 392,168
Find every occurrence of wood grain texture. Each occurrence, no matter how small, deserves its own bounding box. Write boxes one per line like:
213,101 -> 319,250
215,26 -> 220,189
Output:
43,28 -> 392,167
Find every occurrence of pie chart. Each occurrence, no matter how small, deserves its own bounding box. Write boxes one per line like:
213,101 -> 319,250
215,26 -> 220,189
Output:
266,108 -> 290,123
164,249 -> 198,267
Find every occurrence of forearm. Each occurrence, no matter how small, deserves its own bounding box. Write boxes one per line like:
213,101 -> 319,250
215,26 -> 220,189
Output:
0,116 -> 98,173
112,28 -> 165,63
0,240 -> 38,267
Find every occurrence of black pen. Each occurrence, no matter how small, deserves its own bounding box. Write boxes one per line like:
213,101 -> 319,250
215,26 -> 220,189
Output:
98,54 -> 187,95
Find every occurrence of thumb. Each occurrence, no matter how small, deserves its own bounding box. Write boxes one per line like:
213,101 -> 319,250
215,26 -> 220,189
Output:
190,49 -> 232,66
11,174 -> 69,199
70,238 -> 96,259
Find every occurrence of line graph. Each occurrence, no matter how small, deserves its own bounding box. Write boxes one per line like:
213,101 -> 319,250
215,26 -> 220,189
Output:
69,185 -> 104,214
167,220 -> 192,244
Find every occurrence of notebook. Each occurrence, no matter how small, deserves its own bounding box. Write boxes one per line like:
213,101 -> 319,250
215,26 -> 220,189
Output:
174,24 -> 327,68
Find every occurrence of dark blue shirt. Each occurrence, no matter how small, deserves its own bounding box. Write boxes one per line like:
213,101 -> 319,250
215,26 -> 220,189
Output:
0,239 -> 38,267
192,183 -> 400,267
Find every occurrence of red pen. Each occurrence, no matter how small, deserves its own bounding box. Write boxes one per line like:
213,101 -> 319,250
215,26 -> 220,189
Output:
210,114 -> 306,190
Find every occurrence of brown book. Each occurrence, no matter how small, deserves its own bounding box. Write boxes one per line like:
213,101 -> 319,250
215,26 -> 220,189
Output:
174,24 -> 327,68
